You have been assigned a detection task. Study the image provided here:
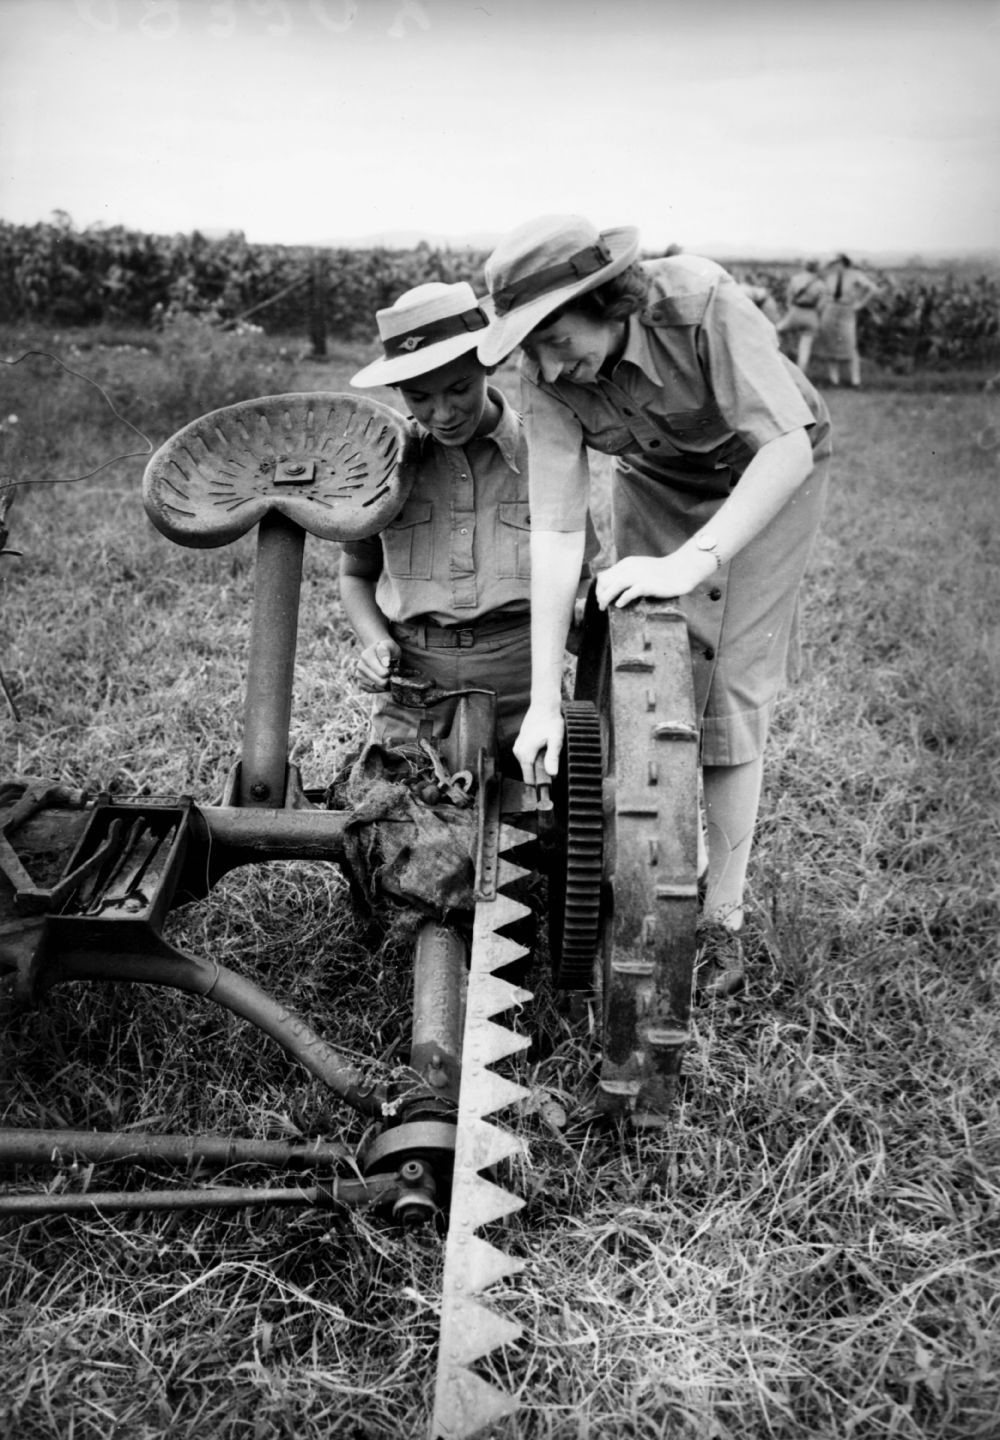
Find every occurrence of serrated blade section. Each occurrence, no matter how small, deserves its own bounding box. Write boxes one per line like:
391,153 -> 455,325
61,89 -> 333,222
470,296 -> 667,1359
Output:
435,1365 -> 519,1438
431,829 -> 534,1440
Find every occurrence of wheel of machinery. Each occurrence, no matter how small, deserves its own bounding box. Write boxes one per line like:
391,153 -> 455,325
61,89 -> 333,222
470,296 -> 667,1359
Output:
548,700 -> 605,991
572,591 -> 701,1123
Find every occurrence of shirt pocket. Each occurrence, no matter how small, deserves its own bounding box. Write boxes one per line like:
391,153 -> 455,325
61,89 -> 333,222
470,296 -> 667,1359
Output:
382,501 -> 433,579
652,405 -> 727,445
580,421 -> 635,455
496,501 -> 532,579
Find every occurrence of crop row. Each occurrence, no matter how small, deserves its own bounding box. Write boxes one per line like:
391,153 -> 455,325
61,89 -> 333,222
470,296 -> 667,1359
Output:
1,215 -> 997,370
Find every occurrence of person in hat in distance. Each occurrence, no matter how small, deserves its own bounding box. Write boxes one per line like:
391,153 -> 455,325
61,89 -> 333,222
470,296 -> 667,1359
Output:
776,257 -> 827,375
814,252 -> 881,388
341,281 -> 532,755
478,215 -> 832,995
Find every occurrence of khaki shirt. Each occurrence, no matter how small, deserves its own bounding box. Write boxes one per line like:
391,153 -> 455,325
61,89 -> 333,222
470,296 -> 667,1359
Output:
340,387 -> 530,625
825,266 -> 880,309
522,254 -> 832,531
785,268 -> 827,310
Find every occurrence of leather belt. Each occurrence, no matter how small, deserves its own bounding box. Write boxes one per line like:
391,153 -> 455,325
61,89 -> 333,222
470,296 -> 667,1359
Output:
391,611 -> 530,650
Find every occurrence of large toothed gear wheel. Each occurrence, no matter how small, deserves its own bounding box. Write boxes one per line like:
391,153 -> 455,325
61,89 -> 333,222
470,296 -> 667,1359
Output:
548,701 -> 605,990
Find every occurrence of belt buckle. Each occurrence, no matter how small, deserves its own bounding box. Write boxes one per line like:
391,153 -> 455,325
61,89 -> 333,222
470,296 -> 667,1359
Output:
456,628 -> 475,648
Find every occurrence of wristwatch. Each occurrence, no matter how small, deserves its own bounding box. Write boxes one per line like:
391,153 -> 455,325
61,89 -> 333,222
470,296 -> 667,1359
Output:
694,532 -> 725,570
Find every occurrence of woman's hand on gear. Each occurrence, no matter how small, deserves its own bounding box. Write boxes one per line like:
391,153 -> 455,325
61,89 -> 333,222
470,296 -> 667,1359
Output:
595,550 -> 710,610
354,637 -> 401,692
513,702 -> 565,784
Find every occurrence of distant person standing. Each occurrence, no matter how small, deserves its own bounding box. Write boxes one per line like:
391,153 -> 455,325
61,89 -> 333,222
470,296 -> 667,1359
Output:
776,259 -> 826,375
815,253 -> 880,388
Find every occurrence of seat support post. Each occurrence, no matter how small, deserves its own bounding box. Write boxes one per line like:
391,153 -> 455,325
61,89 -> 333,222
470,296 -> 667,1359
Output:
239,511 -> 305,808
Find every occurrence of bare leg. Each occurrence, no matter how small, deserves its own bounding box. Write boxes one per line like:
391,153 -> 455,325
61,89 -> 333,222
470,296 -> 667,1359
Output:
848,351 -> 862,386
701,756 -> 765,932
797,332 -> 813,374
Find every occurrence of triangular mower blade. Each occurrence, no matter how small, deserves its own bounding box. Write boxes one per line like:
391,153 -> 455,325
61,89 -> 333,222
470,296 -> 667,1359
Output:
431,1364 -> 520,1440
460,1070 -> 532,1120
450,1174 -> 526,1230
453,1117 -> 527,1173
437,1293 -> 523,1368
466,971 -> 532,1021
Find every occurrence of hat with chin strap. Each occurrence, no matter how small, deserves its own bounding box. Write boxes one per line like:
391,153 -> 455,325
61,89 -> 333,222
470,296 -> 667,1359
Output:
477,214 -> 641,366
351,281 -> 490,388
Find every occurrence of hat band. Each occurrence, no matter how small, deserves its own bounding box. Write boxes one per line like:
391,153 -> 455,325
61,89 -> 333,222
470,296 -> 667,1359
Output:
491,240 -> 614,317
382,307 -> 487,359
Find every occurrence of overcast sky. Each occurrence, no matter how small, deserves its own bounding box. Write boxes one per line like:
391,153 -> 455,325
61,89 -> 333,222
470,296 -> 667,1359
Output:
1,0 -> 998,258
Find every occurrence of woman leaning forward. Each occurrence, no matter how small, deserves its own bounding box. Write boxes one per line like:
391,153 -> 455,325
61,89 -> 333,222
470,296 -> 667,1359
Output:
477,215 -> 832,996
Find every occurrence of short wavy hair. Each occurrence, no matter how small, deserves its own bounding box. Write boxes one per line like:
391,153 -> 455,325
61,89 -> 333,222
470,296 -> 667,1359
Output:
529,261 -> 650,333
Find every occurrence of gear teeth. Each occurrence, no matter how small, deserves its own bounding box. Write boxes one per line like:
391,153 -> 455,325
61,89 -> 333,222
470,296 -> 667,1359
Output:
550,701 -> 605,989
431,830 -> 534,1440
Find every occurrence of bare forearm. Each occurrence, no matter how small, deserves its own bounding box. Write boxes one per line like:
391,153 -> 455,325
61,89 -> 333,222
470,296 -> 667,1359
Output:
339,570 -> 392,650
595,428 -> 815,609
511,528 -> 586,779
683,428 -> 814,563
529,529 -> 586,705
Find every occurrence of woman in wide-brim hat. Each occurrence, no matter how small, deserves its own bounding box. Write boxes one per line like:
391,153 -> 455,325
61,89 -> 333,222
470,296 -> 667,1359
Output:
339,281 -> 534,755
478,214 -> 833,995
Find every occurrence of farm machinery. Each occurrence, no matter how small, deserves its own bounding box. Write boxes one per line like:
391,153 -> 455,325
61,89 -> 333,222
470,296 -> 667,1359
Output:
0,393 -> 699,1438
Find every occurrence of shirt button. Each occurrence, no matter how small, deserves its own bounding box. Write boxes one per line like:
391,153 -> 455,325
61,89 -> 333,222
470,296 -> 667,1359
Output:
460,527 -> 469,535
623,408 -> 634,417
704,646 -> 716,661
709,587 -> 722,601
649,439 -> 661,448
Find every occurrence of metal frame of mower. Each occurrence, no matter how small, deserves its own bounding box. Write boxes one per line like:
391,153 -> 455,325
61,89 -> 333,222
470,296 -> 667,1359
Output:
0,392 -> 699,1437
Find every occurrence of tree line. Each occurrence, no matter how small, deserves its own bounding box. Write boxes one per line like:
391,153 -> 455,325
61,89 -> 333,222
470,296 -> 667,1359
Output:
1,215 -> 996,371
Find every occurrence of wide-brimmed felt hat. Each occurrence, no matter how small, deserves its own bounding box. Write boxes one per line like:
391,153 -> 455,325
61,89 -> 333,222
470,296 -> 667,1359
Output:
477,215 -> 640,365
351,281 -> 489,387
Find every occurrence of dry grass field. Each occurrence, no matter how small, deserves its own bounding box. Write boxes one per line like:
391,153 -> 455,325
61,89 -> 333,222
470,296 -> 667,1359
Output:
1,318 -> 998,1439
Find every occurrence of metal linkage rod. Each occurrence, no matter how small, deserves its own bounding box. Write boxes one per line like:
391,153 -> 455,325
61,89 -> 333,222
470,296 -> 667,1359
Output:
0,1174 -> 396,1216
0,1128 -> 350,1169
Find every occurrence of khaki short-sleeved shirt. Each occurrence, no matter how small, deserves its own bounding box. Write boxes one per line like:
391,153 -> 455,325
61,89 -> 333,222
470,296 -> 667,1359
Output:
523,254 -> 832,532
340,388 -> 531,625
785,268 -> 827,310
